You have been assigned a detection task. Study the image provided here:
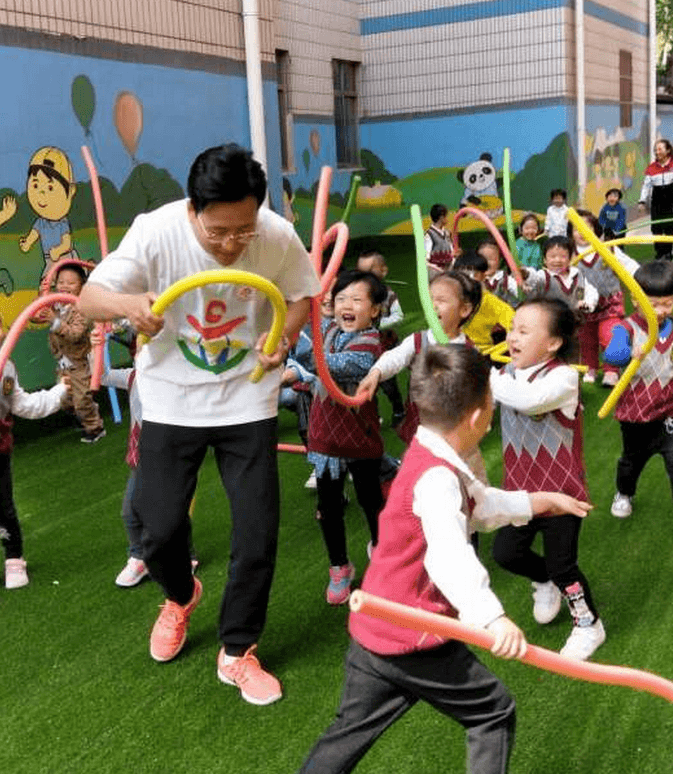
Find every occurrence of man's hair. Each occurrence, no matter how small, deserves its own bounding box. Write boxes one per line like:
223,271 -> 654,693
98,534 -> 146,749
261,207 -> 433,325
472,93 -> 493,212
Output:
634,260 -> 673,297
430,203 -> 448,222
411,344 -> 490,431
550,188 -> 567,200
187,144 -> 266,212
331,269 -> 387,306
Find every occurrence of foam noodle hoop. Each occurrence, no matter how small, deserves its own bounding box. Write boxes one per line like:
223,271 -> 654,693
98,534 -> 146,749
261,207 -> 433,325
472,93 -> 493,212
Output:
350,590 -> 673,704
572,235 -> 673,265
277,442 -> 307,454
502,148 -> 519,263
139,269 -> 287,384
341,174 -> 361,226
0,293 -> 79,376
411,204 -> 448,344
309,166 -> 367,408
623,216 -> 673,234
452,207 -> 524,287
566,209 -> 659,419
41,258 -> 97,293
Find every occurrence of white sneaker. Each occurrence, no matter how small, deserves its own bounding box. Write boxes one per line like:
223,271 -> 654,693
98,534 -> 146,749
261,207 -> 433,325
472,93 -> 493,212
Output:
115,557 -> 149,587
583,369 -> 596,384
304,470 -> 317,490
560,619 -> 606,661
532,580 -> 562,624
611,493 -> 632,518
602,371 -> 618,387
5,558 -> 29,589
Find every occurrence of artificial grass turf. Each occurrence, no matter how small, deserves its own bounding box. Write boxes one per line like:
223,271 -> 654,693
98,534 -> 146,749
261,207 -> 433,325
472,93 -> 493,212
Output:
2,237 -> 673,773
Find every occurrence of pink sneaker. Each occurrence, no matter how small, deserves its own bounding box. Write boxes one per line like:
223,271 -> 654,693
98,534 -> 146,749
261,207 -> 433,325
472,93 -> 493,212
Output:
149,577 -> 203,662
217,645 -> 282,705
5,558 -> 29,589
326,563 -> 355,605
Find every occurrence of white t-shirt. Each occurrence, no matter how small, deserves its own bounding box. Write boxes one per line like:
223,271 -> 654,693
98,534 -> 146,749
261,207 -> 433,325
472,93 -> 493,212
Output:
88,200 -> 320,427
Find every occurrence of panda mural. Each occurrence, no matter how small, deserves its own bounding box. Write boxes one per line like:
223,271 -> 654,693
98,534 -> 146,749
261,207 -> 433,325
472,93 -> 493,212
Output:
458,152 -> 503,218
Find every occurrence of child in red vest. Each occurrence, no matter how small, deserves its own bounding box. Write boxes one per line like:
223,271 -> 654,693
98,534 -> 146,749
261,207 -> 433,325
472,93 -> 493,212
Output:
297,344 -> 590,774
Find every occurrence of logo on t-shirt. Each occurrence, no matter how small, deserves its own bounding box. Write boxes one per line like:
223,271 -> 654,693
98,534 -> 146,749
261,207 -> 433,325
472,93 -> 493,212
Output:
178,299 -> 249,374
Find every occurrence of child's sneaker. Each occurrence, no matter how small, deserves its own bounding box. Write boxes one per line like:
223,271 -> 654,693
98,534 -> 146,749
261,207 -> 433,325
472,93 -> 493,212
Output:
115,557 -> 149,587
149,577 -> 203,662
304,470 -> 317,490
559,619 -> 606,661
216,645 -> 282,705
582,369 -> 596,384
5,558 -> 29,589
326,563 -> 355,605
532,580 -> 562,624
81,427 -> 106,443
601,370 -> 618,387
611,493 -> 632,518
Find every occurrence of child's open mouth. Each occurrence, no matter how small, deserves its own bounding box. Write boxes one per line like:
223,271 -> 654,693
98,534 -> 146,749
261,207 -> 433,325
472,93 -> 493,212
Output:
340,313 -> 355,323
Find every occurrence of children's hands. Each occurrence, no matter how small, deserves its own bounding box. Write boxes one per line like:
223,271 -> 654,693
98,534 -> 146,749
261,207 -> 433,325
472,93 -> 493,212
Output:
530,492 -> 593,518
90,327 -> 104,348
486,616 -> 527,660
357,368 -> 381,401
281,366 -> 298,385
59,373 -> 72,392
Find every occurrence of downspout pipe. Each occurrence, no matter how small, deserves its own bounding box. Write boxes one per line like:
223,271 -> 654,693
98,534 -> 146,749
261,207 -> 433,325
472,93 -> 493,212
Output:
242,0 -> 268,188
650,0 -> 657,151
576,0 -> 586,204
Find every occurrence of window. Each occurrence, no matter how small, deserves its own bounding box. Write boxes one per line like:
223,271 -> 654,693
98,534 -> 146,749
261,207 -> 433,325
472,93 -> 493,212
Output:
619,50 -> 632,128
276,49 -> 292,171
332,59 -> 359,167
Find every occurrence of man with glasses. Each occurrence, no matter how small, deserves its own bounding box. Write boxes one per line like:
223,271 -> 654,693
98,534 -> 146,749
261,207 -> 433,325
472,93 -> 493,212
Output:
80,144 -> 320,705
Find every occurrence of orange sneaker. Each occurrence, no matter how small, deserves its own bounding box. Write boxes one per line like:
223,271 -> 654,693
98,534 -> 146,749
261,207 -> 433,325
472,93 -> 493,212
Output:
216,645 -> 282,705
149,577 -> 203,662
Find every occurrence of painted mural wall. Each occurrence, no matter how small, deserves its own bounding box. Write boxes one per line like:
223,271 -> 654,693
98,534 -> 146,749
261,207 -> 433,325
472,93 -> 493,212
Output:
0,42 -> 282,389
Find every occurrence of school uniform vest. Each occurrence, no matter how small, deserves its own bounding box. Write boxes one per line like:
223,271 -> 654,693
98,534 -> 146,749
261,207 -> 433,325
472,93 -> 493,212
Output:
425,226 -> 453,269
349,437 -> 466,655
379,287 -> 400,349
578,253 -> 624,322
484,271 -> 518,307
537,269 -> 586,312
499,361 -> 588,502
614,314 -> 673,423
0,362 -> 17,455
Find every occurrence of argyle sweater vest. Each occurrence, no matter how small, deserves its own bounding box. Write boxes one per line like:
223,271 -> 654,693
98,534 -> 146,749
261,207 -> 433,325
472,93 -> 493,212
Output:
537,270 -> 586,311
499,361 -> 588,503
578,253 -> 624,322
614,314 -> 673,423
425,226 -> 453,269
349,437 -> 465,655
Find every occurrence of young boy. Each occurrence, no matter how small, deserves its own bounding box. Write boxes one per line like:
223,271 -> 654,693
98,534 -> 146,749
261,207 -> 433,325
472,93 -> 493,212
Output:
297,345 -> 591,774
46,264 -> 105,443
603,260 -> 673,518
356,250 -> 405,426
598,188 -> 627,238
424,203 -> 454,273
544,188 -> 568,238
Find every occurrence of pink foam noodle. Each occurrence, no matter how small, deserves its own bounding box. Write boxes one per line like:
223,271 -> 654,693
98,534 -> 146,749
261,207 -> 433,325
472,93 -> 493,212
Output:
350,591 -> 673,704
452,206 -> 524,287
0,293 -> 80,377
277,443 -> 307,453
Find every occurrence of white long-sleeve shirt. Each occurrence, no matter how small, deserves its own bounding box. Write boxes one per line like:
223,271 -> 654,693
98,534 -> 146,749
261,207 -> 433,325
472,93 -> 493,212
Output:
490,360 -> 579,419
372,330 -> 466,382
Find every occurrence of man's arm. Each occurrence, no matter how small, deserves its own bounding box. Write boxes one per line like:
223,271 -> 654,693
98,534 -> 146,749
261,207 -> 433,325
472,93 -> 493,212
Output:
78,282 -> 163,337
255,296 -> 311,371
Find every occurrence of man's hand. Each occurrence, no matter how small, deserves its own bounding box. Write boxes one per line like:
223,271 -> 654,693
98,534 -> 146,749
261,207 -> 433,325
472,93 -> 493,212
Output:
486,616 -> 527,660
119,293 -> 163,338
255,332 -> 290,372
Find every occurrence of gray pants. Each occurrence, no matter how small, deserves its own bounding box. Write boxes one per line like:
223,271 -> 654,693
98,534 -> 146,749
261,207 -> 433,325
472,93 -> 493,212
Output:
298,639 -> 515,773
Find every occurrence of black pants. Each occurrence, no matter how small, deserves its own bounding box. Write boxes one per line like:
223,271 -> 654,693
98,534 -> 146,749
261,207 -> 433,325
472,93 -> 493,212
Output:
492,515 -> 598,625
616,419 -> 673,497
297,639 -> 515,774
133,418 -> 280,655
0,454 -> 22,559
651,193 -> 673,259
316,459 -> 384,567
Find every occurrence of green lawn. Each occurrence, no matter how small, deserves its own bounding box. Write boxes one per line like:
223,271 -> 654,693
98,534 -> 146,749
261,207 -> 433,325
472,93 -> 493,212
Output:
1,237 -> 672,773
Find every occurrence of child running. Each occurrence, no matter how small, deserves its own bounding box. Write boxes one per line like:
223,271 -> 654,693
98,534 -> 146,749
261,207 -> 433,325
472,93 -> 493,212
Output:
306,269 -> 386,604
491,298 -> 606,660
603,260 -> 673,519
297,344 -> 591,774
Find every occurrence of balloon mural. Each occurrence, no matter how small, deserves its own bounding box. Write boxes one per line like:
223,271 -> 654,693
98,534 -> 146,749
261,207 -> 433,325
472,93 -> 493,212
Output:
71,75 -> 95,136
114,91 -> 143,164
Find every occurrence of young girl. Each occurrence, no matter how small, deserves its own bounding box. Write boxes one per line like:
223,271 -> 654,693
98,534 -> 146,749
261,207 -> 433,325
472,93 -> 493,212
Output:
478,236 -> 519,307
572,209 -> 639,386
522,235 -> 598,315
516,212 -> 543,269
490,298 -> 606,661
305,269 -> 387,605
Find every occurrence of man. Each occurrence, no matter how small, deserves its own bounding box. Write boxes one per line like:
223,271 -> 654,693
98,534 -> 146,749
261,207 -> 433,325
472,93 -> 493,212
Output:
79,144 -> 320,705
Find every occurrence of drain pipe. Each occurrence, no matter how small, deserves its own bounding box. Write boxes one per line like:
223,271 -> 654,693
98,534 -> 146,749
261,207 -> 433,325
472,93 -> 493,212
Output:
650,0 -> 657,150
576,0 -> 586,204
242,0 -> 268,185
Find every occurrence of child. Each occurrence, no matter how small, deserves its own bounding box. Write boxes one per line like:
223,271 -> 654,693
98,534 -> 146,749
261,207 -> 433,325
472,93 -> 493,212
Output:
573,209 -> 638,386
544,188 -> 569,238
478,236 -> 519,307
522,236 -> 598,316
356,250 -> 406,426
453,251 -> 515,358
598,188 -> 627,237
603,260 -> 673,519
305,269 -> 387,604
0,318 -> 70,588
516,212 -> 543,269
46,264 -> 105,442
297,344 -> 591,774
491,298 -> 605,661
424,203 -> 454,273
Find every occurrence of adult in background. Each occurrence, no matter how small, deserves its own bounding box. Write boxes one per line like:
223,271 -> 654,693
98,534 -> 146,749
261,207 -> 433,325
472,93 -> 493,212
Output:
639,138 -> 673,259
79,144 -> 320,705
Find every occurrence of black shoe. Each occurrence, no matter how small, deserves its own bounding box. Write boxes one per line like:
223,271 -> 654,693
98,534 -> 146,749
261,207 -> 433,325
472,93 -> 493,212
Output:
81,427 -> 106,443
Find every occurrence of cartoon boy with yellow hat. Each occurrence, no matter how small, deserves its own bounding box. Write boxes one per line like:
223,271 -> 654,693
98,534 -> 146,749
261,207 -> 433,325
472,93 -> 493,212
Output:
19,147 -> 78,279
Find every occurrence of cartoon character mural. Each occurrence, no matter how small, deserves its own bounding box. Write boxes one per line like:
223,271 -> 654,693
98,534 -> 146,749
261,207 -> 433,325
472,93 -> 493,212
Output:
458,151 -> 503,219
0,197 -> 16,296
18,147 -> 78,280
